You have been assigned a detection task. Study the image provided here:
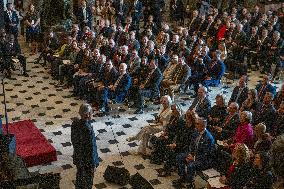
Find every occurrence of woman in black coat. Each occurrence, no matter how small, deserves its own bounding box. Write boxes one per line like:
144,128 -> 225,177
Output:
245,152 -> 274,189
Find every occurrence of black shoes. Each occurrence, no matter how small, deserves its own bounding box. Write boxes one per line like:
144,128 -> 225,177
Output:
134,109 -> 143,114
172,178 -> 195,189
23,73 -> 29,77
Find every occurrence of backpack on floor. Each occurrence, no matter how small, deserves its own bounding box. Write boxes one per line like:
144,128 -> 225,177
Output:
103,165 -> 130,186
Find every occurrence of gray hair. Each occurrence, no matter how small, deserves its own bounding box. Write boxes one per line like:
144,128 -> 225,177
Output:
241,111 -> 252,123
162,95 -> 173,106
79,103 -> 93,117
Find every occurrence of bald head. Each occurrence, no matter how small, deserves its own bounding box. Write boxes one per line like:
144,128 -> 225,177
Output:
119,63 -> 127,75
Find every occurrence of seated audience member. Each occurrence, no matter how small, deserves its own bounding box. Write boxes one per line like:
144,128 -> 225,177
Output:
94,60 -> 118,109
173,117 -> 215,189
156,109 -> 197,177
270,134 -> 284,189
2,34 -> 28,77
270,31 -> 284,80
156,45 -> 170,73
126,95 -> 172,155
223,111 -> 254,150
272,102 -> 284,137
150,103 -> 184,164
58,40 -> 81,87
178,40 -> 191,61
229,75 -> 249,106
203,50 -> 225,87
253,123 -> 272,153
245,152 -> 274,189
127,56 -> 150,102
161,56 -> 191,100
167,34 -> 180,56
189,85 -> 211,119
103,39 -> 116,60
128,49 -> 141,76
240,89 -> 259,114
211,102 -> 240,141
255,74 -> 276,102
245,25 -> 259,70
36,29 -> 59,66
127,31 -> 140,52
184,57 -> 207,95
50,36 -> 73,79
79,49 -> 105,99
132,58 -> 163,114
253,92 -> 276,133
274,83 -> 284,110
161,54 -> 179,83
217,42 -> 227,62
209,143 -> 252,189
98,63 -> 131,113
72,45 -> 94,97
208,94 -> 227,128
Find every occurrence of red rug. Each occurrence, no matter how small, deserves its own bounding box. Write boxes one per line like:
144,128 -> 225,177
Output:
2,120 -> 57,167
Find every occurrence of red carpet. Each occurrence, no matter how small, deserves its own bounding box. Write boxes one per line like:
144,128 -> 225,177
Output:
3,120 -> 57,167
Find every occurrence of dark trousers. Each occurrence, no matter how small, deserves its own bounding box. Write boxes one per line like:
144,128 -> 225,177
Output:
75,165 -> 94,189
176,153 -> 210,182
17,55 -> 27,74
134,89 -> 154,109
37,49 -> 54,65
185,76 -> 202,94
99,87 -> 114,109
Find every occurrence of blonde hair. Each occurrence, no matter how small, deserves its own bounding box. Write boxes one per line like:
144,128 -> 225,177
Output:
234,143 -> 250,164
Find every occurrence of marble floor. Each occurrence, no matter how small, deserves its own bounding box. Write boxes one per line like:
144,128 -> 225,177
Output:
1,39 -> 282,189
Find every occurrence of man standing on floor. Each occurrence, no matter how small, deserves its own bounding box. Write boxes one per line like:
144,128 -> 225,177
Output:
71,103 -> 99,189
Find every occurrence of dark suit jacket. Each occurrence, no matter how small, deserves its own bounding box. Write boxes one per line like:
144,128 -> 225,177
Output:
131,0 -> 143,21
221,113 -> 240,140
254,103 -> 276,132
210,60 -> 225,80
76,6 -> 93,29
174,63 -> 191,85
189,97 -> 211,118
4,10 -> 19,35
115,1 -> 129,23
114,73 -> 131,102
156,54 -> 170,73
185,129 -> 215,164
245,167 -> 274,189
71,118 -> 99,168
44,35 -> 60,51
188,17 -> 200,34
144,68 -> 163,97
255,83 -> 276,102
3,42 -> 21,57
229,86 -> 249,106
100,67 -> 119,86
229,162 -> 252,189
